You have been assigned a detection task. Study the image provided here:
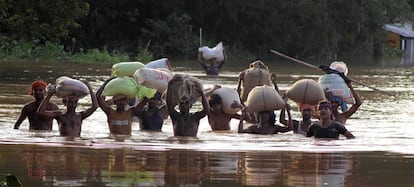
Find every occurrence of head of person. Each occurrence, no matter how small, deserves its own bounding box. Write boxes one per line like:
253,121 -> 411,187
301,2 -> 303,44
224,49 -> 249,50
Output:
208,94 -> 222,112
258,111 -> 276,125
209,57 -> 217,64
178,99 -> 192,114
112,94 -> 128,108
148,92 -> 162,108
62,95 -> 79,109
317,100 -> 332,119
299,104 -> 315,120
29,80 -> 47,100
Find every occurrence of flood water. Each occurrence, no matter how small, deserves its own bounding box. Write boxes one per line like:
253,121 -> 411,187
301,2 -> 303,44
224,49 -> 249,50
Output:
1,57 -> 414,187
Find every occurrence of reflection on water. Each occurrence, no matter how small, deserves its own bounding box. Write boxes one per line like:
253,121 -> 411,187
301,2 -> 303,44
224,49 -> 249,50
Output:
3,144 -> 414,187
1,60 -> 414,186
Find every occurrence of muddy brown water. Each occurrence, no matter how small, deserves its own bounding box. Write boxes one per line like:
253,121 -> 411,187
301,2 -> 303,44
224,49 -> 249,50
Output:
1,58 -> 414,187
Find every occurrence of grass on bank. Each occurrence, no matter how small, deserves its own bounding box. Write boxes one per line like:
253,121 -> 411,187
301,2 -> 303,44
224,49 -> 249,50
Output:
0,40 -> 153,64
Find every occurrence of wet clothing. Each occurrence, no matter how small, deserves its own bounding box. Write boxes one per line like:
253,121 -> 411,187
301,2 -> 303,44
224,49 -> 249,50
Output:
306,121 -> 348,139
108,109 -> 132,135
138,107 -> 163,131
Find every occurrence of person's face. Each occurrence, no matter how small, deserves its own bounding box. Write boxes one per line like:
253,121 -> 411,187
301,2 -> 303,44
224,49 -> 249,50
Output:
179,100 -> 191,113
32,86 -> 45,100
64,96 -> 79,109
301,109 -> 312,120
114,97 -> 127,108
318,106 -> 332,119
148,99 -> 160,108
211,103 -> 222,112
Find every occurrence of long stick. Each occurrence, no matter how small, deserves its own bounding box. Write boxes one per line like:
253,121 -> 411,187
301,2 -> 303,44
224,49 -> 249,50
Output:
199,28 -> 202,47
270,49 -> 396,96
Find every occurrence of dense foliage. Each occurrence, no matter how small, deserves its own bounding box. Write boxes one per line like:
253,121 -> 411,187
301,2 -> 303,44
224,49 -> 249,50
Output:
0,0 -> 412,63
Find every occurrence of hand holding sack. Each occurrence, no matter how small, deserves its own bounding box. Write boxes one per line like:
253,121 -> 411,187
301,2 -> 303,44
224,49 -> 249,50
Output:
286,79 -> 326,105
133,67 -> 173,93
212,87 -> 242,114
240,62 -> 272,102
145,58 -> 171,70
318,74 -> 355,104
52,76 -> 89,98
198,42 -> 225,62
102,77 -> 156,100
245,85 -> 285,113
165,74 -> 204,106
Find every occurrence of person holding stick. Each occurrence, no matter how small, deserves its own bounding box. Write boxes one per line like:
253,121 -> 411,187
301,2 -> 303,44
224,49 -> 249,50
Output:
319,65 -> 362,124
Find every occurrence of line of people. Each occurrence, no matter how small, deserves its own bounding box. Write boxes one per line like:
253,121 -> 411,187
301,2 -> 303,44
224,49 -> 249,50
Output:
14,63 -> 360,140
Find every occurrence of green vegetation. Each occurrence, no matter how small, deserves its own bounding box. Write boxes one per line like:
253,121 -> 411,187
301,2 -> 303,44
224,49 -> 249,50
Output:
0,0 -> 413,63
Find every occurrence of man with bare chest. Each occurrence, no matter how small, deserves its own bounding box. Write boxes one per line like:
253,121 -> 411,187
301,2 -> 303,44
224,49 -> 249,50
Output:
166,80 -> 209,137
37,81 -> 98,137
14,80 -> 58,130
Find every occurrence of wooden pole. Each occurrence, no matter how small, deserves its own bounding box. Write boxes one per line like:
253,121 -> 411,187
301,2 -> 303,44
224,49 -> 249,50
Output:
199,28 -> 202,47
270,49 -> 396,96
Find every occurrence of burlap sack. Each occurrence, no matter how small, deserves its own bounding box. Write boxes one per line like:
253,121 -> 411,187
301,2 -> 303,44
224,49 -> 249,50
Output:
164,74 -> 203,106
54,76 -> 89,98
240,67 -> 272,102
286,79 -> 326,105
245,85 -> 285,113
133,67 -> 173,93
212,87 -> 242,114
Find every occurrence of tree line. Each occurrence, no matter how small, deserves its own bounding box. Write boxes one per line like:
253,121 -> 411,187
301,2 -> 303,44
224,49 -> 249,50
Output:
0,0 -> 413,62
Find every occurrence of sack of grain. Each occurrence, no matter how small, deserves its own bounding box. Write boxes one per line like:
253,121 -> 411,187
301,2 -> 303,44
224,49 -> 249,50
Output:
329,61 -> 348,75
164,74 -> 204,106
102,77 -> 156,100
318,74 -> 355,104
198,42 -> 225,62
133,67 -> 173,93
111,62 -> 145,77
146,58 -> 171,70
54,76 -> 89,98
286,79 -> 326,105
240,67 -> 272,102
245,85 -> 285,113
212,87 -> 242,114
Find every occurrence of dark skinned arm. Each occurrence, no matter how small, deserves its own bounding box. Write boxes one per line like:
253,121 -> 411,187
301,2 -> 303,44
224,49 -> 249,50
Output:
81,81 -> 98,119
236,72 -> 245,102
271,73 -> 280,94
340,82 -> 362,120
96,77 -> 115,115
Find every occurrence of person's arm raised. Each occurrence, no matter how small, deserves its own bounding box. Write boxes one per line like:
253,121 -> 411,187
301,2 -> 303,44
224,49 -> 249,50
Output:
341,82 -> 362,119
82,81 -> 98,119
195,85 -> 209,119
236,72 -> 245,102
37,91 -> 60,118
166,81 -> 177,116
132,97 -> 149,116
204,84 -> 221,97
96,77 -> 115,114
271,73 -> 280,94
